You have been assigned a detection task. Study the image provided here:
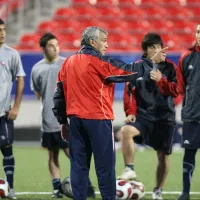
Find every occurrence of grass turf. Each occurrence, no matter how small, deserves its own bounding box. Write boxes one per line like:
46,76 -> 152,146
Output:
0,146 -> 200,199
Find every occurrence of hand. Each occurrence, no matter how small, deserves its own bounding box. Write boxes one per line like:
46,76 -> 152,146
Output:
61,123 -> 69,141
125,114 -> 136,123
7,107 -> 19,120
150,69 -> 162,82
150,47 -> 168,64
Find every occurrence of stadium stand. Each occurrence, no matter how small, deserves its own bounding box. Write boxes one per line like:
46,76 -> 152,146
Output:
2,0 -> 198,51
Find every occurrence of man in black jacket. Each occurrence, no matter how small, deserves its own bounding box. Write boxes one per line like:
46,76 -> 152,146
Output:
176,24 -> 200,200
117,33 -> 178,200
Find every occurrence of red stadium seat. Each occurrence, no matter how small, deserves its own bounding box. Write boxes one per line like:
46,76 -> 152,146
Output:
126,20 -> 150,34
105,19 -> 129,32
120,6 -> 145,20
18,33 -> 40,50
56,19 -> 82,33
172,20 -> 197,34
178,35 -> 196,49
185,0 -> 200,8
165,7 -> 193,21
159,0 -> 182,7
96,6 -> 121,19
138,0 -> 159,7
74,6 -> 100,19
54,7 -> 77,21
150,20 -> 174,34
189,8 -> 200,21
142,6 -> 166,20
37,21 -> 59,34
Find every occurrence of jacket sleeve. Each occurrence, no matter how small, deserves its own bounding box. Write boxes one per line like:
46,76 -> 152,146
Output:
98,56 -> 152,83
156,62 -> 178,97
176,53 -> 188,100
123,82 -> 137,116
52,60 -> 68,124
52,81 -> 67,124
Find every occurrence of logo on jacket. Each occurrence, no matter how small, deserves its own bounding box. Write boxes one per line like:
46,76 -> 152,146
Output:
0,61 -> 6,67
136,77 -> 143,81
188,65 -> 194,70
183,140 -> 190,144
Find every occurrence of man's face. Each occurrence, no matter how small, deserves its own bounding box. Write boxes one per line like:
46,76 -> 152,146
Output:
196,25 -> 200,46
146,44 -> 162,59
43,39 -> 59,60
92,32 -> 108,55
0,24 -> 6,46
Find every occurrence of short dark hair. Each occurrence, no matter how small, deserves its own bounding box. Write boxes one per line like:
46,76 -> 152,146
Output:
39,33 -> 57,48
0,19 -> 5,25
141,32 -> 163,52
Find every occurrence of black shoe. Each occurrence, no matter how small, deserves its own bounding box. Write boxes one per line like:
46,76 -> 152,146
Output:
177,193 -> 190,200
87,185 -> 95,198
52,190 -> 63,198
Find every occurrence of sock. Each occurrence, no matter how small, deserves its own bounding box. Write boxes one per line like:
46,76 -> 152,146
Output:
52,178 -> 61,191
182,148 -> 197,194
125,164 -> 134,170
1,146 -> 15,189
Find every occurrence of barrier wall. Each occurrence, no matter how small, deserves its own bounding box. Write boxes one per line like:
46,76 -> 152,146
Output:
13,52 -> 182,140
13,52 -> 181,100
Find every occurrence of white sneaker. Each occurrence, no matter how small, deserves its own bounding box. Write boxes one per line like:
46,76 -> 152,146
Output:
152,190 -> 163,200
117,167 -> 137,180
7,189 -> 17,199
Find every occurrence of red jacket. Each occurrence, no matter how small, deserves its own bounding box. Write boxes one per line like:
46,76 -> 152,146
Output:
58,45 -> 154,120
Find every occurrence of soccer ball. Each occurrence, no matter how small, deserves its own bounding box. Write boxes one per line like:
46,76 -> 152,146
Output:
0,178 -> 9,198
129,180 -> 145,200
116,180 -> 133,200
61,177 -> 73,198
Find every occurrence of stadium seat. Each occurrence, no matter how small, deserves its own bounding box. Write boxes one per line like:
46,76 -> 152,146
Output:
126,20 -> 150,34
105,19 -> 129,32
185,0 -> 200,8
74,6 -> 100,19
56,19 -> 82,33
17,33 -> 40,50
54,7 -> 77,21
189,8 -> 200,21
142,6 -> 166,20
96,6 -> 121,19
172,20 -> 196,34
165,7 -> 193,21
138,0 -> 159,7
37,20 -> 58,34
159,0 -> 182,7
150,20 -> 174,34
120,6 -> 145,20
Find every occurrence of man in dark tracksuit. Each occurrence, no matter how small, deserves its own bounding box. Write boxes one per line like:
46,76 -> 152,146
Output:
176,24 -> 200,200
118,33 -> 178,200
57,26 -> 166,200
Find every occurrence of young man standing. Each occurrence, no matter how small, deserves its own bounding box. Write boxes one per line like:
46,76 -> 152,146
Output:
176,24 -> 200,200
0,19 -> 25,199
58,27 -> 167,200
118,33 -> 178,200
31,33 -> 95,198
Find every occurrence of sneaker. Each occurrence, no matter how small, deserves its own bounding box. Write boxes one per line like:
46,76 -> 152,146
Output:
7,189 -> 17,199
177,193 -> 190,200
52,190 -> 63,198
117,167 -> 137,180
87,185 -> 95,198
152,188 -> 163,200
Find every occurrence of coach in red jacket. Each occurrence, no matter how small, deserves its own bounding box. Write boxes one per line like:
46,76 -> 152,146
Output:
57,26 -> 166,200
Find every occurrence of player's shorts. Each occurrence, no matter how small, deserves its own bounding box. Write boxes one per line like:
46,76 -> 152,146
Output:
126,116 -> 175,155
41,131 -> 68,149
182,122 -> 200,149
0,115 -> 14,148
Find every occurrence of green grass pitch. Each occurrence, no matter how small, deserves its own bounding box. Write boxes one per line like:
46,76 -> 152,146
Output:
0,145 -> 200,199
